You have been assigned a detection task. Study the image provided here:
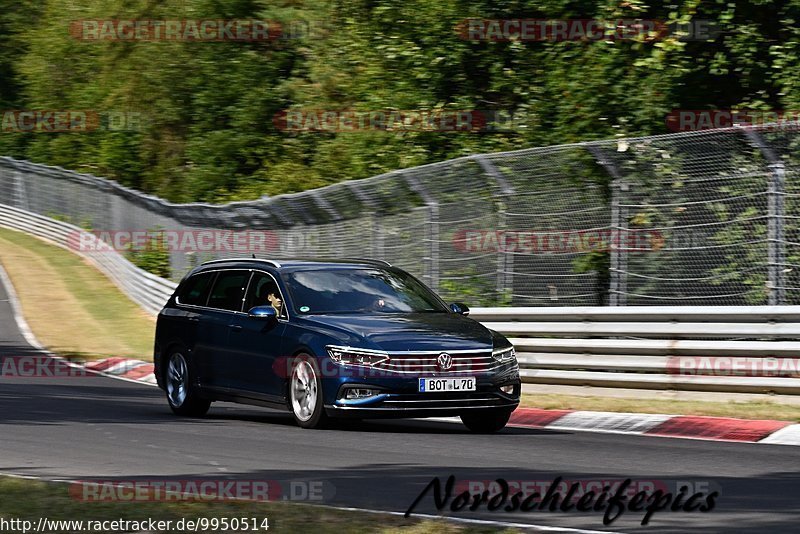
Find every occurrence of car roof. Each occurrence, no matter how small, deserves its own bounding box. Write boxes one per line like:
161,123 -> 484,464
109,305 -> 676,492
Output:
191,257 -> 392,275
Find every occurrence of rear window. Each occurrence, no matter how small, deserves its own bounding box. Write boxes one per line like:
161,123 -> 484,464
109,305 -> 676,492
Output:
207,270 -> 251,312
177,272 -> 216,306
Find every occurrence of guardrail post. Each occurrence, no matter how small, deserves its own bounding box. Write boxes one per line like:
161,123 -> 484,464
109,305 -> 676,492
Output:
743,128 -> 786,305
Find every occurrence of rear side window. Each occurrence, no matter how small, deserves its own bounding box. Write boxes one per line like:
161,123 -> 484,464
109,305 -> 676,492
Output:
177,272 -> 216,306
207,270 -> 251,312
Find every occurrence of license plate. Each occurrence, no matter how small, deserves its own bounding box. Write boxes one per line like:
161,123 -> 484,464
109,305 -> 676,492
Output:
418,377 -> 476,393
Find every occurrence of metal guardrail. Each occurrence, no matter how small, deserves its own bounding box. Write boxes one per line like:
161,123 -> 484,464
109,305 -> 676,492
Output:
472,307 -> 800,394
2,203 -> 798,395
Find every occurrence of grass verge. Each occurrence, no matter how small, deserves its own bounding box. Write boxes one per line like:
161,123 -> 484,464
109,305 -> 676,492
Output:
0,476 -> 513,534
521,393 -> 800,422
0,227 -> 155,361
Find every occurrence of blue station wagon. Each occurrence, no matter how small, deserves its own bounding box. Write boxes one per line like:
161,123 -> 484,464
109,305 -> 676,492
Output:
154,258 -> 520,432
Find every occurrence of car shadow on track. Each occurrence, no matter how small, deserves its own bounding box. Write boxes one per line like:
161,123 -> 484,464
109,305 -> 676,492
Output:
203,406 -> 561,435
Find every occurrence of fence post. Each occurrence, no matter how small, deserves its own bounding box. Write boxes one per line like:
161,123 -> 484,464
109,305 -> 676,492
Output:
370,212 -> 385,261
0,162 -> 9,206
311,191 -> 341,221
587,145 -> 627,306
428,202 -> 440,292
12,168 -> 28,211
608,179 -> 629,306
743,128 -> 786,305
768,162 -> 786,305
404,172 -> 439,290
474,155 -> 515,305
495,204 -> 511,303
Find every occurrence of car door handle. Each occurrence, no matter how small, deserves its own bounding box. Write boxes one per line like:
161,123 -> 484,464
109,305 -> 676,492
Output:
187,317 -> 200,322
228,324 -> 243,332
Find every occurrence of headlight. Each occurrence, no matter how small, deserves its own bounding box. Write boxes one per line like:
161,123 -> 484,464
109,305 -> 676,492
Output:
492,346 -> 516,363
326,346 -> 389,367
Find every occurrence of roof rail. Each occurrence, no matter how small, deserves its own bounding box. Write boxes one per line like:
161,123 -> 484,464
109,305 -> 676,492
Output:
335,258 -> 392,267
201,257 -> 282,268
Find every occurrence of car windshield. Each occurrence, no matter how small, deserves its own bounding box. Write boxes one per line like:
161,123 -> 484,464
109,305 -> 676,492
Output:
282,268 -> 449,314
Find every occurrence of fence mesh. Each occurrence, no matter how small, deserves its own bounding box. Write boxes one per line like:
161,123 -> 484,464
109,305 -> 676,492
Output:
1,123 -> 798,306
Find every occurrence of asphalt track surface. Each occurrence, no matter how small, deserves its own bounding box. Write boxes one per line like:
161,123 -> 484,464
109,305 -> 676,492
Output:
1,280 -> 800,532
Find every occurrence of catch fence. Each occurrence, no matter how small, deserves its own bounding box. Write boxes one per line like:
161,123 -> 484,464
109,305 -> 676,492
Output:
1,123 -> 798,306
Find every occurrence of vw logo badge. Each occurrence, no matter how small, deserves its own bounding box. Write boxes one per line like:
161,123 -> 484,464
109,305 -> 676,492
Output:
437,352 -> 453,371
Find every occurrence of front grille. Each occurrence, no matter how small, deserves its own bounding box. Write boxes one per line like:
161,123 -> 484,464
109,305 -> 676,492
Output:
380,395 -> 508,408
373,351 -> 503,375
373,391 -> 517,410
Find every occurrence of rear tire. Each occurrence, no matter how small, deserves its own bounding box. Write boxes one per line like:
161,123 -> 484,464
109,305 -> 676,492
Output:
165,350 -> 211,417
289,355 -> 329,429
461,408 -> 513,433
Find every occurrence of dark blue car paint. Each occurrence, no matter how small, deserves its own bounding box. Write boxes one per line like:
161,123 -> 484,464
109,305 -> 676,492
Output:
154,259 -> 520,419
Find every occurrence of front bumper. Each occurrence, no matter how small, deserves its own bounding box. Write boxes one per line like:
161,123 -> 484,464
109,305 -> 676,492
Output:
324,369 -> 521,418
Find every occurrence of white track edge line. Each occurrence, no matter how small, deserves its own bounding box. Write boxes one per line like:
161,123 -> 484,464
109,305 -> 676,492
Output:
0,262 -> 44,350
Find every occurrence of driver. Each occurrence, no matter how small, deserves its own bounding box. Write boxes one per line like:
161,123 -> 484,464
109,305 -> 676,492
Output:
266,291 -> 283,316
256,282 -> 283,316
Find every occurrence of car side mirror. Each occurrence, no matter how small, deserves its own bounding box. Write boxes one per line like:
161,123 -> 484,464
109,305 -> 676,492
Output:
247,305 -> 278,321
449,302 -> 470,316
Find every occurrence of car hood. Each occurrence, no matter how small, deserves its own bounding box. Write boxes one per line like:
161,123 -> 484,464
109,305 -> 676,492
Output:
296,312 -> 495,352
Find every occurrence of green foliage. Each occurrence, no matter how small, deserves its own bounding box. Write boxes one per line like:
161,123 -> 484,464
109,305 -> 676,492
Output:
572,250 -> 611,305
127,229 -> 171,278
440,266 -> 512,307
1,0 -> 800,204
45,212 -> 93,230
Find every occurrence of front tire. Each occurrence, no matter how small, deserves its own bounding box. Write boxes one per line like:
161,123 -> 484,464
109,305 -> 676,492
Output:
165,351 -> 211,417
289,355 -> 328,429
461,408 -> 513,433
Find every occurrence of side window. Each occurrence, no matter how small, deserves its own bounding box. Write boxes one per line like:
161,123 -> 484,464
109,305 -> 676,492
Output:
207,270 -> 251,312
244,273 -> 286,319
177,272 -> 216,306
